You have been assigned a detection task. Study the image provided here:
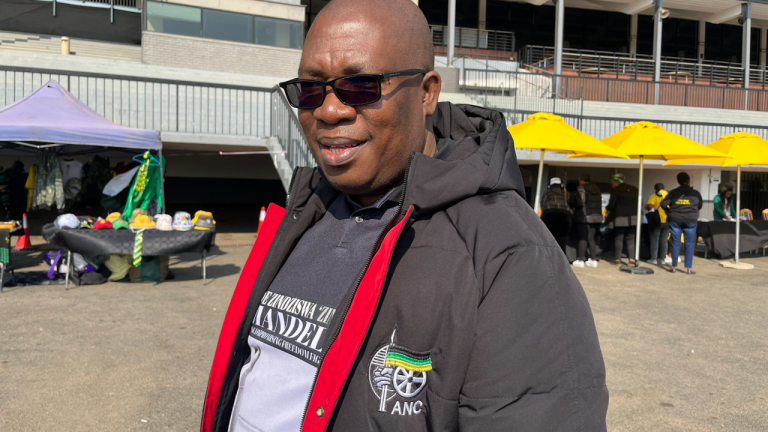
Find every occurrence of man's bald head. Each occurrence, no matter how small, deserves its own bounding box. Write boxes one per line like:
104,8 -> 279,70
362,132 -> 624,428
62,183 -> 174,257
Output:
309,0 -> 434,72
295,0 -> 441,205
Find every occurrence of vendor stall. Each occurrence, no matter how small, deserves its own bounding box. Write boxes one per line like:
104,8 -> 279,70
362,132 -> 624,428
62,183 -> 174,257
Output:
0,81 -> 212,290
697,220 -> 768,259
42,224 -> 215,289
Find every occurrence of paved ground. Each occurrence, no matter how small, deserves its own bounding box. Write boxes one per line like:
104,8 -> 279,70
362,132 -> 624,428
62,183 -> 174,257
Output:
1,246 -> 766,431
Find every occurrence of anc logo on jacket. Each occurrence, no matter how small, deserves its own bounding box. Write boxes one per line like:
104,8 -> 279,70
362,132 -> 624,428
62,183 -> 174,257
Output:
368,329 -> 431,416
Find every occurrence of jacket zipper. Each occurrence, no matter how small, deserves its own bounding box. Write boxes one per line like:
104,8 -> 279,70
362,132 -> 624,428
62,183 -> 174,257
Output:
297,153 -> 414,431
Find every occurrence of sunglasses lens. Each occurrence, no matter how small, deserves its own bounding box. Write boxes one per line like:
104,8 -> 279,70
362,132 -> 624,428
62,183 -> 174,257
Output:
285,81 -> 324,108
335,76 -> 380,105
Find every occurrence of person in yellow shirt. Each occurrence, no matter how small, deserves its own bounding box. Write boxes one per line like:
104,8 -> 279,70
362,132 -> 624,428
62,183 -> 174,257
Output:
645,182 -> 670,265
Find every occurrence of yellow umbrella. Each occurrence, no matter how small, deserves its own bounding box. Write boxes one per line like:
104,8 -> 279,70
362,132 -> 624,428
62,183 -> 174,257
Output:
571,122 -> 725,263
665,132 -> 768,267
507,113 -> 628,212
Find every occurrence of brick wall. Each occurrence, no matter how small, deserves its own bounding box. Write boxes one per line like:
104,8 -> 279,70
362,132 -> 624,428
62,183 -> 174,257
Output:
142,32 -> 301,79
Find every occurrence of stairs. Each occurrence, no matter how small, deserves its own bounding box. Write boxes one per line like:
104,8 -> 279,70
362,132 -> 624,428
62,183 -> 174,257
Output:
0,31 -> 141,62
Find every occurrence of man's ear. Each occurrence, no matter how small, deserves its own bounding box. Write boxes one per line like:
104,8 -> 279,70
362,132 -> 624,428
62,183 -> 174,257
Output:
422,71 -> 441,117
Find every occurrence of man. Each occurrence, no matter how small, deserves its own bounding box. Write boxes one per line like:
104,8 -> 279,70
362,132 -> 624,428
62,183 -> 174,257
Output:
570,173 -> 604,268
645,182 -> 670,265
661,172 -> 703,274
539,177 -> 572,256
201,1 -> 608,430
606,173 -> 638,266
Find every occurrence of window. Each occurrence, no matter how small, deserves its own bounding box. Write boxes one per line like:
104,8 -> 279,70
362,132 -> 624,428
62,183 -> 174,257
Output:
146,2 -> 201,38
254,16 -> 303,49
145,1 -> 303,50
203,9 -> 253,44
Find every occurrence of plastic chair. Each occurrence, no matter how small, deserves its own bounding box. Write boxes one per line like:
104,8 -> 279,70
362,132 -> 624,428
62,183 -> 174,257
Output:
740,209 -> 753,220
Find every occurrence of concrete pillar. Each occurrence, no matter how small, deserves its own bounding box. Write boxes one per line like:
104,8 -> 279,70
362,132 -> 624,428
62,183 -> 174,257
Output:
761,27 -> 767,69
653,0 -> 663,104
629,14 -> 638,56
554,0 -> 565,97
478,0 -> 487,30
447,0 -> 456,66
698,20 -> 706,76
742,2 -> 751,109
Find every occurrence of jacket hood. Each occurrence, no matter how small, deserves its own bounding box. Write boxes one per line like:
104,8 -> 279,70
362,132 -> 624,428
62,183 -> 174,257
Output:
403,102 -> 526,216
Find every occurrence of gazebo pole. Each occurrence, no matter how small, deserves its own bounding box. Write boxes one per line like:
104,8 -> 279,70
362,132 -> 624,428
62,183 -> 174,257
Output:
735,164 -> 742,264
159,147 -> 166,215
534,150 -> 546,213
634,156 -> 645,262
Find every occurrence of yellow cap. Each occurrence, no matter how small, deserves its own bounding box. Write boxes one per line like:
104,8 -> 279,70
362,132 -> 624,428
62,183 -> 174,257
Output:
130,214 -> 156,229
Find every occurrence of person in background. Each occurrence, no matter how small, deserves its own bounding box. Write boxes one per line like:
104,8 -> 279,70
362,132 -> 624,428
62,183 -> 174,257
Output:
540,177 -> 572,255
606,173 -> 638,266
661,172 -> 703,274
570,173 -> 603,268
713,185 -> 736,221
645,183 -> 670,265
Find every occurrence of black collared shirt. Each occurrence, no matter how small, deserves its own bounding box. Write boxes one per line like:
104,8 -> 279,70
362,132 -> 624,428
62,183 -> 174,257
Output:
230,188 -> 401,432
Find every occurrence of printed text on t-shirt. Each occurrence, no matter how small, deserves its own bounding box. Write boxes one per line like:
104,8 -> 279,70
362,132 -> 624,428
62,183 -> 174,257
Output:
251,292 -> 337,365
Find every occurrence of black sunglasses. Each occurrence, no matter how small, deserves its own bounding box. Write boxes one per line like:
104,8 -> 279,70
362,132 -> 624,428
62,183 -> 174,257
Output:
279,69 -> 427,109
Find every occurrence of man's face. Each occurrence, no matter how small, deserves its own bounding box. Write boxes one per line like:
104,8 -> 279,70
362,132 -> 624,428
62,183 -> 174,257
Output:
611,181 -> 619,188
579,179 -> 586,186
297,13 -> 434,201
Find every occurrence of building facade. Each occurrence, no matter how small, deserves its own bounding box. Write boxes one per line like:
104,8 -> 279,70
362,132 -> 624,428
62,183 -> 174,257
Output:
2,0 -> 768,222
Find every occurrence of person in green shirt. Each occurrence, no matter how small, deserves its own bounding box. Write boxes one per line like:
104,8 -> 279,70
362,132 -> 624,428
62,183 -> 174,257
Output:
713,185 -> 736,221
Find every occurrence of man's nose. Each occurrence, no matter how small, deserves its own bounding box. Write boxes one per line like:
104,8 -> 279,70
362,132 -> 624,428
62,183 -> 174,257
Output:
313,86 -> 356,125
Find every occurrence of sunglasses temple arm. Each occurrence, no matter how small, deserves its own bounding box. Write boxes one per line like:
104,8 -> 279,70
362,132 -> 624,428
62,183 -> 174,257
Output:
382,69 -> 428,79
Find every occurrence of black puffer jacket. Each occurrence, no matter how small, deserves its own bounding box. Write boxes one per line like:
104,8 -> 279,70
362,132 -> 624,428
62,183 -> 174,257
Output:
606,183 -> 638,227
571,183 -> 604,224
204,102 -> 608,432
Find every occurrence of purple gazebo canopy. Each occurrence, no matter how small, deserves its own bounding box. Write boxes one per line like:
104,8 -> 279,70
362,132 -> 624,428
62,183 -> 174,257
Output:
0,80 -> 161,150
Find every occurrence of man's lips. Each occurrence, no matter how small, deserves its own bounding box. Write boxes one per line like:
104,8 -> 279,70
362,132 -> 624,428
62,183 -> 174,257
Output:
317,137 -> 367,166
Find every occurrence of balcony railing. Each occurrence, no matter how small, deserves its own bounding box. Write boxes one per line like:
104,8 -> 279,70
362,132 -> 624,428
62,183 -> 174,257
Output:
430,25 -> 514,53
556,73 -> 768,111
76,0 -> 140,7
39,0 -> 141,12
521,45 -> 768,89
1,68 -> 271,135
460,68 -> 768,112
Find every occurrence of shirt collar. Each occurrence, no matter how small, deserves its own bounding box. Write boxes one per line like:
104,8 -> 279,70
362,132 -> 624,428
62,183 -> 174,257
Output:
345,185 -> 402,213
